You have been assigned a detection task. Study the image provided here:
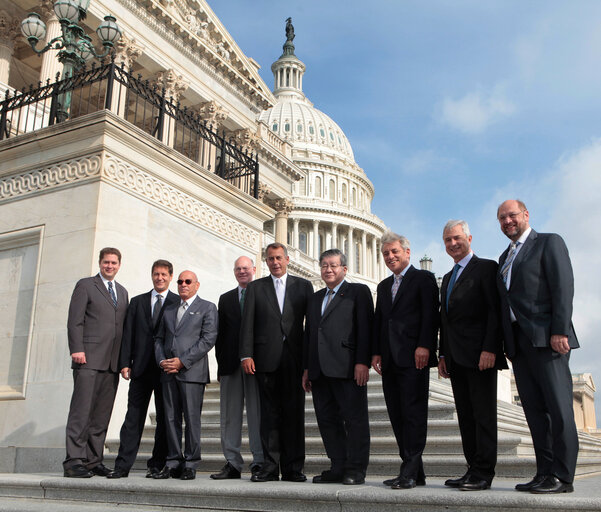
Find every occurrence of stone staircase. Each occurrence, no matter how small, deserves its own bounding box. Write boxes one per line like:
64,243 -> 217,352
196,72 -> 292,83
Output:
104,371 -> 601,478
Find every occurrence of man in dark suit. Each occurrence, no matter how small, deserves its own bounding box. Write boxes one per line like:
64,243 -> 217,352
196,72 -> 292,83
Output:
240,242 -> 314,482
210,256 -> 263,480
107,260 -> 178,479
497,199 -> 579,494
372,232 -> 439,490
438,220 -> 506,491
153,270 -> 218,480
302,249 -> 373,485
64,247 -> 129,478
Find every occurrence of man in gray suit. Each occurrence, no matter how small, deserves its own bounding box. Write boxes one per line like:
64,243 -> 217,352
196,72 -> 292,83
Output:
64,247 -> 129,478
154,270 -> 218,480
497,199 -> 579,494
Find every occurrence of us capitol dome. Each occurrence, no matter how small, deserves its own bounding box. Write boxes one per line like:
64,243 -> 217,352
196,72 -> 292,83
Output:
259,19 -> 387,288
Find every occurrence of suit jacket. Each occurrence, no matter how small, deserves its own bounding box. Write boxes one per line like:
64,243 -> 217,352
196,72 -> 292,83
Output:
215,287 -> 243,377
119,289 -> 179,378
440,255 -> 506,370
154,295 -> 218,383
304,281 -> 374,381
240,274 -> 314,373
373,265 -> 439,369
67,274 -> 129,372
497,229 -> 578,358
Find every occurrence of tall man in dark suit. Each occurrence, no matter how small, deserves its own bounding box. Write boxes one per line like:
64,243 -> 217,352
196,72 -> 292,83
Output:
497,199 -> 579,494
154,270 -> 218,480
64,247 -> 129,478
302,249 -> 373,485
210,256 -> 264,480
438,220 -> 506,491
240,242 -> 314,482
107,260 -> 179,479
372,232 -> 439,490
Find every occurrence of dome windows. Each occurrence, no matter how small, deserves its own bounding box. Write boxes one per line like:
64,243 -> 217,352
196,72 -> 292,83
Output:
297,123 -> 303,133
309,125 -> 314,135
272,123 -> 278,131
319,127 -> 325,138
284,122 -> 290,132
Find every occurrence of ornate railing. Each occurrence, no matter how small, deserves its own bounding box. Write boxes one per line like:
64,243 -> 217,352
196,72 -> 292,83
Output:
0,61 -> 259,198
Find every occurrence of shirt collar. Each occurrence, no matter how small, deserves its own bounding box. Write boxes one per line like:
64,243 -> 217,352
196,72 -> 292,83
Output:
180,293 -> 197,306
455,251 -> 474,269
516,227 -> 532,245
271,273 -> 288,286
327,279 -> 345,294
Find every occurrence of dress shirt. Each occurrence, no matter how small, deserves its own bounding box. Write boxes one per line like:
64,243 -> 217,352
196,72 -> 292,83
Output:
505,227 -> 531,322
321,280 -> 344,315
99,273 -> 118,302
453,251 -> 474,281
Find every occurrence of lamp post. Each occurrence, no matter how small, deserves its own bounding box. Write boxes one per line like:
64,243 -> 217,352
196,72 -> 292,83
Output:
20,0 -> 122,122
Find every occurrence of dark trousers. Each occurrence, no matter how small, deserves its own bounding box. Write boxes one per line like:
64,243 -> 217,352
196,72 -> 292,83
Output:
512,324 -> 578,483
255,344 -> 305,476
162,378 -> 205,470
449,362 -> 498,483
64,368 -> 119,470
114,366 -> 167,471
381,364 -> 429,481
311,375 -> 370,477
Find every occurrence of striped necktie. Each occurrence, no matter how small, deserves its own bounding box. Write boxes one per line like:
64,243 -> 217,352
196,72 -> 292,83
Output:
500,242 -> 520,286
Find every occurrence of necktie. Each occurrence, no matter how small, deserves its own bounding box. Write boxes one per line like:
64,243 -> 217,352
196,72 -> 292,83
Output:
391,274 -> 402,301
500,242 -> 520,287
240,288 -> 246,312
445,263 -> 461,311
275,278 -> 285,313
176,301 -> 188,325
153,294 -> 163,326
322,289 -> 334,315
108,281 -> 117,306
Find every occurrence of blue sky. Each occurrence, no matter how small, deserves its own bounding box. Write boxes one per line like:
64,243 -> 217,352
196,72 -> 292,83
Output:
212,1 -> 601,415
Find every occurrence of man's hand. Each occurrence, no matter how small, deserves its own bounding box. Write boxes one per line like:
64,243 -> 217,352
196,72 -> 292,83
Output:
371,355 -> 382,375
550,334 -> 570,354
438,358 -> 449,378
415,347 -> 429,370
121,367 -> 131,380
241,358 -> 255,375
354,364 -> 369,386
302,369 -> 312,393
71,352 -> 86,365
478,351 -> 496,371
162,357 -> 184,374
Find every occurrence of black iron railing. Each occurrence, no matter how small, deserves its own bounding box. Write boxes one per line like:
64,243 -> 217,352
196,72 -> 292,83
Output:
0,61 -> 259,198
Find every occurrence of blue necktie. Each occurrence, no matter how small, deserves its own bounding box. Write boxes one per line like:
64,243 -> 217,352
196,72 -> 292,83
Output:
445,264 -> 461,311
108,281 -> 117,307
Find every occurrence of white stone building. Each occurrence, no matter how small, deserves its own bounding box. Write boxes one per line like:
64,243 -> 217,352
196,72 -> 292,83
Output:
0,0 -> 386,471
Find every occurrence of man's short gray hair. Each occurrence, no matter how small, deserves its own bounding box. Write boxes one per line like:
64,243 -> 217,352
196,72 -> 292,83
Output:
381,230 -> 410,250
443,220 -> 470,238
319,248 -> 347,266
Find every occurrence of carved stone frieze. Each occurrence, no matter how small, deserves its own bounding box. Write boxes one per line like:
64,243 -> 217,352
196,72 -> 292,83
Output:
0,10 -> 19,48
228,128 -> 260,153
257,182 -> 271,202
156,69 -> 188,102
113,35 -> 144,69
198,100 -> 228,130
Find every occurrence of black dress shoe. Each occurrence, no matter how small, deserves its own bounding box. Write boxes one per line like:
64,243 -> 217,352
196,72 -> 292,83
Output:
342,473 -> 365,485
146,467 -> 161,479
515,474 -> 547,492
416,478 -> 426,486
459,475 -> 490,491
250,465 -> 262,476
251,470 -> 279,482
529,475 -> 573,494
180,468 -> 196,480
107,468 -> 129,479
64,464 -> 93,478
281,471 -> 307,482
153,466 -> 179,479
210,462 -> 241,480
90,464 -> 112,477
313,470 -> 343,484
445,473 -> 470,488
391,476 -> 417,489
383,475 -> 400,486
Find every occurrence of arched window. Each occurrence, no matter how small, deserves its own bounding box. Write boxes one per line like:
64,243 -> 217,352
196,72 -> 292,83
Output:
341,183 -> 347,204
318,234 -> 324,255
352,188 -> 357,206
309,125 -> 315,135
284,122 -> 290,132
329,179 -> 335,200
315,176 -> 322,198
320,127 -> 325,138
299,231 -> 308,253
297,124 -> 303,133
272,123 -> 278,131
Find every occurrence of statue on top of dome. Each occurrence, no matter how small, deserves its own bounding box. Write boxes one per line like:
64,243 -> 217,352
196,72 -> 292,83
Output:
285,17 -> 295,42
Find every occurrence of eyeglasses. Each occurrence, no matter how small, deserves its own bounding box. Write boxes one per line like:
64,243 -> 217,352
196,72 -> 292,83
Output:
177,279 -> 194,285
320,264 -> 342,270
498,211 -> 524,222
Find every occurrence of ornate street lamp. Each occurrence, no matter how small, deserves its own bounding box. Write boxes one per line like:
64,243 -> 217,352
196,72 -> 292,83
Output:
20,0 -> 122,121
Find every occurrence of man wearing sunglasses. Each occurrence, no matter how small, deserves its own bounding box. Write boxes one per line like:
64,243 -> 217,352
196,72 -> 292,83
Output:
154,270 -> 218,480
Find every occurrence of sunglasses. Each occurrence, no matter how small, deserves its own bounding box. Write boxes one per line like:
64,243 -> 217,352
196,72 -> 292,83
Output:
177,279 -> 194,285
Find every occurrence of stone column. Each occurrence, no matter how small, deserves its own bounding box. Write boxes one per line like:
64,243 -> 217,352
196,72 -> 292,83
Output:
331,222 -> 338,251
39,1 -> 63,83
371,236 -> 377,279
110,36 -> 143,117
347,226 -> 354,273
292,218 -> 300,249
156,69 -> 188,147
273,199 -> 293,245
312,220 -> 319,260
0,11 -> 19,87
361,231 -> 367,276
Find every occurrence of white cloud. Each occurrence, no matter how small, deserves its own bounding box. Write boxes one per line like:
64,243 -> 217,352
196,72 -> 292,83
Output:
399,149 -> 455,176
438,86 -> 516,134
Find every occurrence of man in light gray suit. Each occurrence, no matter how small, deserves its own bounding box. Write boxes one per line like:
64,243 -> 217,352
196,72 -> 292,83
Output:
154,270 -> 218,480
497,199 -> 579,494
64,247 -> 129,478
